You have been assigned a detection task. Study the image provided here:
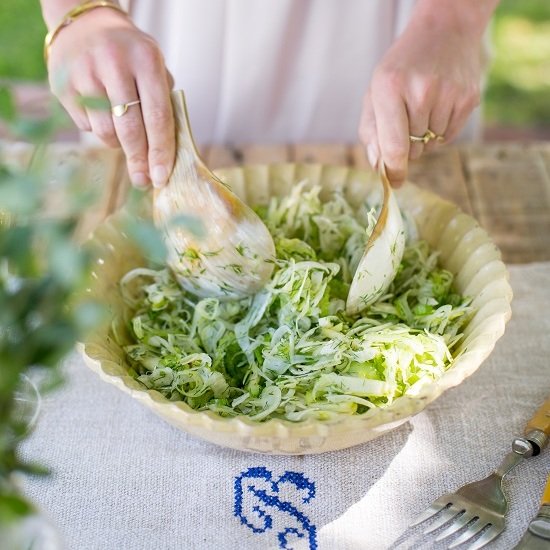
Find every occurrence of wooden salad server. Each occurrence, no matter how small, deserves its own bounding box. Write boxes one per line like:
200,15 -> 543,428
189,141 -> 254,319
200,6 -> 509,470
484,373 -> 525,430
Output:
346,164 -> 406,315
153,90 -> 275,299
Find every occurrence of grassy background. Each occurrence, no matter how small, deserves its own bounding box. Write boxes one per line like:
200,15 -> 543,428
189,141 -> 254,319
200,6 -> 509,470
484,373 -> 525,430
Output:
0,1 -> 47,82
485,0 -> 550,126
1,0 -> 549,128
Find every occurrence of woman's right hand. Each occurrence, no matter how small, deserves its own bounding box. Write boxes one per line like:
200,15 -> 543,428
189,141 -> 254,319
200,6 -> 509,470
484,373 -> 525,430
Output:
47,7 -> 175,189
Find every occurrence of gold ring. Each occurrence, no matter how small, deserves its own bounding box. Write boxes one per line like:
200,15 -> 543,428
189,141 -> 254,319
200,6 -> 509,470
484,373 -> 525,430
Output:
409,129 -> 444,144
111,99 -> 141,117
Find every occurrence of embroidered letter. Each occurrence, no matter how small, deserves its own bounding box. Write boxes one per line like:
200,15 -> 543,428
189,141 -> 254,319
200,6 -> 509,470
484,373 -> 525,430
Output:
234,467 -> 317,550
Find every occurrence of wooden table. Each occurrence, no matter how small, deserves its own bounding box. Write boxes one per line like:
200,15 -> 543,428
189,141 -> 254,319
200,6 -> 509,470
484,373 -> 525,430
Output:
4,141 -> 550,263
14,140 -> 550,550
208,142 -> 550,264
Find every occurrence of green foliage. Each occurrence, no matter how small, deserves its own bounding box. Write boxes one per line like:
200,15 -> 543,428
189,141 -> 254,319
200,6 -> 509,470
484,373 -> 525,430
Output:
0,87 -> 16,121
0,0 -> 47,81
495,0 -> 550,21
78,96 -> 112,111
0,85 -> 199,536
0,494 -> 35,523
486,2 -> 550,125
0,86 -> 101,530
124,217 -> 168,266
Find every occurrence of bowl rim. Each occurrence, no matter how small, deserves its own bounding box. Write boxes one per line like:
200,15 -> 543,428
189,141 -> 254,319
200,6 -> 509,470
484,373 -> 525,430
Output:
79,162 -> 513,437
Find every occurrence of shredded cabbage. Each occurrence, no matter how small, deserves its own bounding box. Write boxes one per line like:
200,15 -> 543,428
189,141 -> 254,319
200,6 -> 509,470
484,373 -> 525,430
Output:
118,183 -> 473,422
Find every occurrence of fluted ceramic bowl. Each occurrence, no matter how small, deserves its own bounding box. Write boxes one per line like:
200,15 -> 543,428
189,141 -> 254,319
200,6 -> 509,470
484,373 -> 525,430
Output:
79,163 -> 512,455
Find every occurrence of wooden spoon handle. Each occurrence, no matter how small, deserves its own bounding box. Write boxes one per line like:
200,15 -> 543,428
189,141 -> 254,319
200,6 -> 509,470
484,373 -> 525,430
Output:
378,162 -> 391,199
525,395 -> 550,437
542,473 -> 550,506
171,90 -> 202,164
371,162 -> 390,238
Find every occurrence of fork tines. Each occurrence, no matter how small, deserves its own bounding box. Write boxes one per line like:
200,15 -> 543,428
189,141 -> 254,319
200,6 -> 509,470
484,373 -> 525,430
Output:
410,494 -> 503,550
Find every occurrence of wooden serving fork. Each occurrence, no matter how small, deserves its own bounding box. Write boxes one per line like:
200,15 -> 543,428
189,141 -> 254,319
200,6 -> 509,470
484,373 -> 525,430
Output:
153,91 -> 275,299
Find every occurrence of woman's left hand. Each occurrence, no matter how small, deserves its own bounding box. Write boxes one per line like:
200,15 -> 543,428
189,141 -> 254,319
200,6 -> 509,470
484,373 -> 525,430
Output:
359,8 -> 486,187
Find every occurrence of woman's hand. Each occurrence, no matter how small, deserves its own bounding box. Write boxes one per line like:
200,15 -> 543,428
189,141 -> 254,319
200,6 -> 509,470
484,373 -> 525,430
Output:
359,4 -> 490,187
47,7 -> 175,188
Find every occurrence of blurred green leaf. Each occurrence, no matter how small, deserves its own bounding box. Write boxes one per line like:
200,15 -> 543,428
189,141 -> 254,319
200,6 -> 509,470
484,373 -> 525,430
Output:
14,461 -> 50,477
0,493 -> 35,524
15,320 -> 78,369
124,218 -> 167,265
47,238 -> 86,288
74,301 -> 107,332
168,214 -> 206,238
0,24 -> 108,525
0,226 -> 36,276
78,96 -> 111,111
10,116 -> 64,143
0,171 -> 40,216
0,87 -> 15,121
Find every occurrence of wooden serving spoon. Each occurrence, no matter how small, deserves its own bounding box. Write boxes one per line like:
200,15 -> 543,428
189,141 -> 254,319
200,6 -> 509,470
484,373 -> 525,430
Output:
346,164 -> 406,315
153,90 -> 275,300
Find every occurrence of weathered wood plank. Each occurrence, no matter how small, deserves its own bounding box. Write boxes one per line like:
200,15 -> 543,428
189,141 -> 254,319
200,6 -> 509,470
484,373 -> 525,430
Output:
4,141 -> 550,263
408,148 -> 473,215
350,143 -> 370,169
461,143 -> 550,263
533,143 -> 550,196
206,145 -> 242,169
110,149 -> 132,213
74,147 -> 123,240
351,144 -> 473,215
292,143 -> 350,165
239,144 -> 289,164
0,144 -> 123,239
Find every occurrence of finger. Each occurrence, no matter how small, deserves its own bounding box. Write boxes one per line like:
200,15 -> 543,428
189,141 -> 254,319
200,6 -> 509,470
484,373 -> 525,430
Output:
105,72 -> 151,189
166,69 -> 175,90
371,80 -> 409,187
47,71 -> 88,130
445,101 -> 479,145
443,85 -> 481,144
425,100 -> 453,153
358,89 -> 380,169
135,50 -> 175,189
406,106 -> 429,161
60,89 -> 91,132
442,108 -> 466,145
444,97 -> 474,144
77,79 -> 120,148
405,79 -> 436,160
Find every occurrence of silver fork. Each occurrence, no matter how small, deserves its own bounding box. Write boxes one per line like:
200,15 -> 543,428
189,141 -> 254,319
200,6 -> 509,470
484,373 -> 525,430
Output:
410,395 -> 550,549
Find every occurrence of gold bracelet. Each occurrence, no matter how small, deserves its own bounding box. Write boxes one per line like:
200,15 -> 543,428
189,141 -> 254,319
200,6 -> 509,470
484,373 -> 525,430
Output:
44,0 -> 127,62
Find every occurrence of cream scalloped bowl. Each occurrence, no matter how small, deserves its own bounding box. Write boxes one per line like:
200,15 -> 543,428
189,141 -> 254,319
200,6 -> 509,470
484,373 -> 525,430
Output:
79,163 -> 512,455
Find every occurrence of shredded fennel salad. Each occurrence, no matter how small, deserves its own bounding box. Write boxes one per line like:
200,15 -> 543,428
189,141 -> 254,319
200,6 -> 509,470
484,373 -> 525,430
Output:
117,183 -> 473,422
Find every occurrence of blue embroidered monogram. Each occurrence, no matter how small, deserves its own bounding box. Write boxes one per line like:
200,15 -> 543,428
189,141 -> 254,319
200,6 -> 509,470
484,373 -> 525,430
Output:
234,467 -> 318,550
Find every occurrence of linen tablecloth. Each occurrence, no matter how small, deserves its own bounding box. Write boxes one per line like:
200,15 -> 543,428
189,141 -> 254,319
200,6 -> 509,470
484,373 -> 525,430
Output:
20,263 -> 550,550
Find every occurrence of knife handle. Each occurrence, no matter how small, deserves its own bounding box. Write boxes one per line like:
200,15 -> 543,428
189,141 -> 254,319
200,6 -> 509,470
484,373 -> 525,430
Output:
542,473 -> 550,506
525,395 -> 550,437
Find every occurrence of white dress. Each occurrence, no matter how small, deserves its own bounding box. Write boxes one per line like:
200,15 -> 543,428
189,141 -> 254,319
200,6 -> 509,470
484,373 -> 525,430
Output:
123,0 -> 480,145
